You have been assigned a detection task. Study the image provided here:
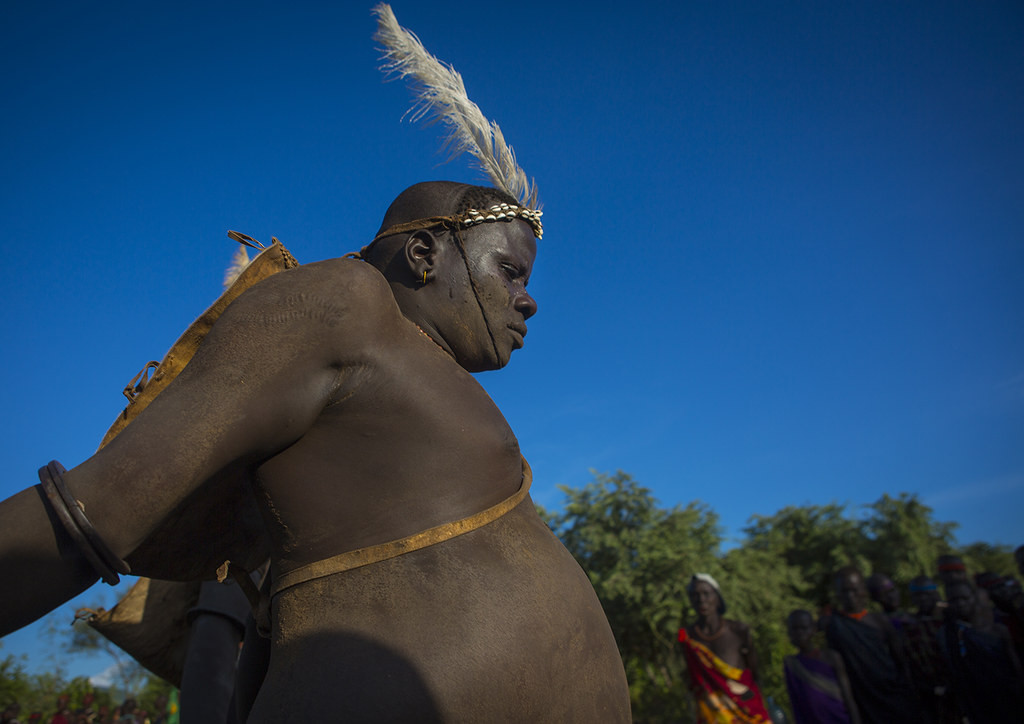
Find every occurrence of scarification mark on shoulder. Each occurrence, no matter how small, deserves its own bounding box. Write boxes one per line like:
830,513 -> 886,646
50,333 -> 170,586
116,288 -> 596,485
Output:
239,292 -> 345,329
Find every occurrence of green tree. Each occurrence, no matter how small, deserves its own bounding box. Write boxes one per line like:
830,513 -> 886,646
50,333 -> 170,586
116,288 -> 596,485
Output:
743,503 -> 868,608
958,541 -> 1016,578
0,654 -> 33,712
65,613 -> 148,700
719,545 -> 807,716
861,493 -> 957,589
542,472 -> 1015,722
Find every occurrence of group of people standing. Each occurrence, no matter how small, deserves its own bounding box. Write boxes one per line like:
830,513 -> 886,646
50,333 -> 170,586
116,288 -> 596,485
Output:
679,546 -> 1024,723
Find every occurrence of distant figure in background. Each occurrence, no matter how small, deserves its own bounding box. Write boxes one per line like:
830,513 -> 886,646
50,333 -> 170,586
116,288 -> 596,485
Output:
117,699 -> 136,723
935,555 -> 968,590
986,574 -> 1024,662
678,573 -> 770,723
905,576 -> 957,724
975,572 -> 1024,648
825,566 -> 922,724
783,609 -> 860,724
866,572 -> 912,629
939,580 -> 1024,722
935,554 -> 997,627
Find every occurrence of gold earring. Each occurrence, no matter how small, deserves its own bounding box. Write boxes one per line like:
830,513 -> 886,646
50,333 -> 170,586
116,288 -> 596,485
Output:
422,271 -> 427,284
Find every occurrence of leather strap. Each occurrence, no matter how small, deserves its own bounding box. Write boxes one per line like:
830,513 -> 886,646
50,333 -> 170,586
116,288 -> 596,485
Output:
271,458 -> 532,599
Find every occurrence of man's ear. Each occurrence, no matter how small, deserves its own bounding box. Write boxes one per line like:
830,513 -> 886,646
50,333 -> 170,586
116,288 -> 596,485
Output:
403,229 -> 442,284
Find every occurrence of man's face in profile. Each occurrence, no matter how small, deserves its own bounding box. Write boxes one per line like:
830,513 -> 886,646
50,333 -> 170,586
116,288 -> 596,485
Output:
445,219 -> 537,371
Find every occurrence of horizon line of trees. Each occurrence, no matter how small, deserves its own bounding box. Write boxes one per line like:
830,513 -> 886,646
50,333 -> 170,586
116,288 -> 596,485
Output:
539,470 -> 1019,723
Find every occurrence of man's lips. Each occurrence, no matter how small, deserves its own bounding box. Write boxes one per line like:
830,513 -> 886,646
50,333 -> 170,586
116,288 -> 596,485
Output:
509,325 -> 527,348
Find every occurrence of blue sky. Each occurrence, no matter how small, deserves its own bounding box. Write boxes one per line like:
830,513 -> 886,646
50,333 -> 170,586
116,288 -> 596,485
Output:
2,1 -> 1022,678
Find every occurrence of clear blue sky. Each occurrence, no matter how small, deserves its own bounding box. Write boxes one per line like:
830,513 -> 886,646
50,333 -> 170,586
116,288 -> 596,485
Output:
2,1 -> 1022,678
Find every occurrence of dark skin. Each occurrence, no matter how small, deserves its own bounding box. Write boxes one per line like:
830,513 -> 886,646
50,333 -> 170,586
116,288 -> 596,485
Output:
908,575 -> 942,618
866,572 -> 901,614
946,582 -> 1024,679
786,610 -> 861,724
0,182 -> 631,722
685,580 -> 760,682
834,569 -> 915,685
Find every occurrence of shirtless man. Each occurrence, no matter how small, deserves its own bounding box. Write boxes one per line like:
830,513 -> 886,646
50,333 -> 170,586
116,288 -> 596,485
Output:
678,573 -> 769,723
0,181 -> 631,722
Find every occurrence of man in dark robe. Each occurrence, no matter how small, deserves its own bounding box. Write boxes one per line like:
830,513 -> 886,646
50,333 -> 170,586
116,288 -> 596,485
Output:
975,571 -> 1024,662
0,182 -> 632,722
784,609 -> 860,724
940,580 -> 1024,722
825,566 -> 922,724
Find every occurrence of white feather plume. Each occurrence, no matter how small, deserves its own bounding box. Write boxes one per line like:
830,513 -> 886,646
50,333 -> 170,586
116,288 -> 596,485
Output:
372,3 -> 538,207
223,245 -> 250,289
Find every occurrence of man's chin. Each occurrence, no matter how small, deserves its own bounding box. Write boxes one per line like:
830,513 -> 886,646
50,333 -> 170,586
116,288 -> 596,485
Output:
461,352 -> 511,373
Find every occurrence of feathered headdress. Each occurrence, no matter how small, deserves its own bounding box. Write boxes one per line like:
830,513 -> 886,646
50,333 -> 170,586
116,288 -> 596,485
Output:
372,3 -> 539,209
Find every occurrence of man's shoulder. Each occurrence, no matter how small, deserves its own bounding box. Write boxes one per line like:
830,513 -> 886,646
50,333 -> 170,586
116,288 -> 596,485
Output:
231,258 -> 400,326
270,257 -> 393,301
205,258 -> 406,366
726,619 -> 751,636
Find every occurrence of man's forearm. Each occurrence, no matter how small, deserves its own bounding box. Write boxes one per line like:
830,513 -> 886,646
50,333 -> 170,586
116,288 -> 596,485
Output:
0,485 -> 99,636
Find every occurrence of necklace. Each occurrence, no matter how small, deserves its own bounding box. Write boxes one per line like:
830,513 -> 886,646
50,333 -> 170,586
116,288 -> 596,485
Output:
694,620 -> 726,641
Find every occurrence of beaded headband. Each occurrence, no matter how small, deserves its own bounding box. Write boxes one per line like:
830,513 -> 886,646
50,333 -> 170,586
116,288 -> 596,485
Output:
348,203 -> 542,260
376,203 -> 541,243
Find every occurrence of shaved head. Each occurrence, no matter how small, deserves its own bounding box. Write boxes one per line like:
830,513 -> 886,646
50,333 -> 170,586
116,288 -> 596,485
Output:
376,181 -> 518,235
363,181 -> 521,274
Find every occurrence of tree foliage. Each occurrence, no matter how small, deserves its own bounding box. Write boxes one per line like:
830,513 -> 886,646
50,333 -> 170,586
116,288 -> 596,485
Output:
0,653 -> 115,719
541,471 -> 1017,723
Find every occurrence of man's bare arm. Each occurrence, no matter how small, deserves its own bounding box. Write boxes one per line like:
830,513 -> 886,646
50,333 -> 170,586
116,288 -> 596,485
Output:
0,260 -> 395,635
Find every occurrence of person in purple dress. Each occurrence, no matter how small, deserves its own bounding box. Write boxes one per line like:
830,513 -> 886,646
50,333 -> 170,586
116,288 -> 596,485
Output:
784,609 -> 861,724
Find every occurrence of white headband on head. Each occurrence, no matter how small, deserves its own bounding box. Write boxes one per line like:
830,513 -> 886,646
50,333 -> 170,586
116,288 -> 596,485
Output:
688,572 -> 727,614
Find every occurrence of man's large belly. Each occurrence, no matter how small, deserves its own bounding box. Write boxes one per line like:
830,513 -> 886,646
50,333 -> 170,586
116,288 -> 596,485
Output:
250,501 -> 631,723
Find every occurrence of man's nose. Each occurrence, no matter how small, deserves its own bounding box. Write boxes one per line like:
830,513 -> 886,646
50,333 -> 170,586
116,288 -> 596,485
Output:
515,290 -> 537,320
